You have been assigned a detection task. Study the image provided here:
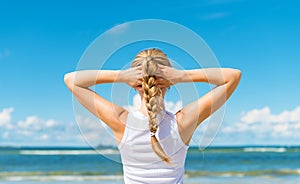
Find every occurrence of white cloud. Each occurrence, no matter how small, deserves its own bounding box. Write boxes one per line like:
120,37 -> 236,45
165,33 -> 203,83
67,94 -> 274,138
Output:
123,94 -> 182,114
41,134 -> 49,140
17,116 -> 41,130
0,107 -> 83,146
45,119 -> 57,127
0,107 -> 14,126
240,106 -> 300,124
76,94 -> 183,148
3,132 -> 9,139
3,103 -> 300,147
165,101 -> 182,114
240,107 -> 272,124
0,96 -> 183,147
222,106 -> 300,140
75,115 -> 115,147
123,94 -> 141,112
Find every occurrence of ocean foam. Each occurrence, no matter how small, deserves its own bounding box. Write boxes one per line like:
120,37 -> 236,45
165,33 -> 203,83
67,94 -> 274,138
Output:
19,149 -> 119,155
2,175 -> 123,181
243,147 -> 286,152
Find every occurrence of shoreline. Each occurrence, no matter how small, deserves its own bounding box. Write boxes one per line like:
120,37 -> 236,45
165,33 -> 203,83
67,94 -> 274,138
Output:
1,176 -> 300,184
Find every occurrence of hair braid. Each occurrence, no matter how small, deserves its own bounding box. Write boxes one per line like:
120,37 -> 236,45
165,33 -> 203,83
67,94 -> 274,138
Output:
142,56 -> 171,165
131,48 -> 172,165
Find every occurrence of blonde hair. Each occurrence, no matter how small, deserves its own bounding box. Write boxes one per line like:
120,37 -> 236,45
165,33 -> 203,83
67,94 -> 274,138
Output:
131,48 -> 172,165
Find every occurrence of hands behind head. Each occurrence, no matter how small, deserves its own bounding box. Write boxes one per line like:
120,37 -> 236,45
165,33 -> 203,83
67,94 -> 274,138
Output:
120,64 -> 182,89
155,64 -> 183,85
119,66 -> 143,87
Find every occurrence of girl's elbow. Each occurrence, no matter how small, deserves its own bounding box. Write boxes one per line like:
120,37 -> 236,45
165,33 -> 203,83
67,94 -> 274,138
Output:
64,72 -> 76,88
225,68 -> 241,85
64,73 -> 71,84
234,69 -> 242,80
223,68 -> 242,83
228,68 -> 241,82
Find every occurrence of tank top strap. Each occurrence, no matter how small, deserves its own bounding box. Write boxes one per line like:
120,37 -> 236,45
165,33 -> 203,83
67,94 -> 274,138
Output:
164,111 -> 189,149
117,111 -> 148,149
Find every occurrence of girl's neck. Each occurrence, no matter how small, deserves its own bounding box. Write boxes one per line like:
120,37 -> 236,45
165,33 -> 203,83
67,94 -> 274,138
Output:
138,98 -> 148,116
138,97 -> 165,116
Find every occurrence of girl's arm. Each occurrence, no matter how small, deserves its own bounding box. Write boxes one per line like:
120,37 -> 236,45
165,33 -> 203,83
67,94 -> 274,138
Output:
158,65 -> 242,145
64,67 -> 142,142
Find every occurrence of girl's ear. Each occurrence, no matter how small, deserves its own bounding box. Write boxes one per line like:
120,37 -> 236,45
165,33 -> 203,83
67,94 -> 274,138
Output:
132,84 -> 143,93
136,86 -> 143,93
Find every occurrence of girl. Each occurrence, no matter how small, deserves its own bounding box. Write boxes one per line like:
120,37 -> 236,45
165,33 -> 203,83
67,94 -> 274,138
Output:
64,48 -> 241,183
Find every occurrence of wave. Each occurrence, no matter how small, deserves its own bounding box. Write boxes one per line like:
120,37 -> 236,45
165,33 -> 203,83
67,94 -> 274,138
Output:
185,169 -> 300,177
19,149 -> 119,155
243,147 -> 286,152
189,146 -> 300,153
0,169 -> 300,181
0,172 -> 123,181
1,169 -> 299,181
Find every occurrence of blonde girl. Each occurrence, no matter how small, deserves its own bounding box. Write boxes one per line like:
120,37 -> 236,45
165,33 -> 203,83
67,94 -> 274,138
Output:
64,48 -> 241,183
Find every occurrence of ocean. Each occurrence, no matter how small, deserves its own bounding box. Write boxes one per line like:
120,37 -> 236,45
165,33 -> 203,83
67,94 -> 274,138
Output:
0,146 -> 299,184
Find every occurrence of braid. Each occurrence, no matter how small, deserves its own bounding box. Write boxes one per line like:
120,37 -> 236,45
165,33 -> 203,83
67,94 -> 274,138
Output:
131,48 -> 172,165
142,56 -> 171,165
143,75 -> 161,132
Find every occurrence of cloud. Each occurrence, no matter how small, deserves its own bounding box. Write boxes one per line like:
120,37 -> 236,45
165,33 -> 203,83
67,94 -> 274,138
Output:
0,107 -> 14,126
75,115 -> 116,147
165,101 -> 183,114
77,94 -> 183,147
123,94 -> 141,112
0,107 -> 84,146
222,106 -> 300,141
123,94 -> 182,114
3,103 -> 299,147
241,106 -> 300,124
0,94 -> 183,147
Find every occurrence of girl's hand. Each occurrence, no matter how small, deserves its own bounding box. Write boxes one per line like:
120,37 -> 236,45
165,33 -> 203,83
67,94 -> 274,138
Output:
119,66 -> 143,87
156,77 -> 172,89
156,64 -> 185,85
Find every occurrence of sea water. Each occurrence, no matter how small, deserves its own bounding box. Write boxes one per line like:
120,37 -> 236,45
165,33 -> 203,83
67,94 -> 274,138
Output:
0,146 -> 299,183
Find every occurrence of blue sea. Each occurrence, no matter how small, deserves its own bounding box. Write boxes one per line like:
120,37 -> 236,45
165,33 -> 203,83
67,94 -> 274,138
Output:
0,146 -> 299,184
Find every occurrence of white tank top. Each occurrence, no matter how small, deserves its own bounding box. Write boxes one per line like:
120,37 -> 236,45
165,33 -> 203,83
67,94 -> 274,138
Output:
118,110 -> 189,184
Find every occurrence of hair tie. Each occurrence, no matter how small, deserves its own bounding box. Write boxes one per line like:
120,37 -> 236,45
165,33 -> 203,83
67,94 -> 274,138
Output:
150,132 -> 156,137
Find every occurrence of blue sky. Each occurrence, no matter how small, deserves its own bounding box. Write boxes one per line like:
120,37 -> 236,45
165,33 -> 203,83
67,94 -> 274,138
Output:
0,0 -> 300,147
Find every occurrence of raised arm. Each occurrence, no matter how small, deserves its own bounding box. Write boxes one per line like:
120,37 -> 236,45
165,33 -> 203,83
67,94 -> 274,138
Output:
158,65 -> 242,145
64,67 -> 142,142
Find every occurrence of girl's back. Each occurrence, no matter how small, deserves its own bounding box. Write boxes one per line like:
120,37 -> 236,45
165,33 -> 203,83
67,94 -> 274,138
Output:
118,110 -> 189,183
